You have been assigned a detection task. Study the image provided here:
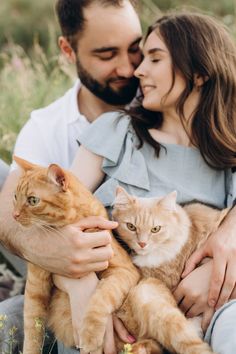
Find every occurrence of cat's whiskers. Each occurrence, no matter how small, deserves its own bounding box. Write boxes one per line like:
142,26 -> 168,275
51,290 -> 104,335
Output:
41,224 -> 67,239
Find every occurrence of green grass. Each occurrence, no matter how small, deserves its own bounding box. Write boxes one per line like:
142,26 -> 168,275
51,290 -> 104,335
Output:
0,42 -> 75,163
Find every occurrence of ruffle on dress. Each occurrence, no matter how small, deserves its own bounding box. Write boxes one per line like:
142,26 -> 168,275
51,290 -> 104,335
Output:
79,112 -> 150,206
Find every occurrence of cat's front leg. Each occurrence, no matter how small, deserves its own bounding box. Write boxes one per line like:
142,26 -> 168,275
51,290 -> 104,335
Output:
23,264 -> 52,354
122,278 -> 215,354
79,241 -> 140,352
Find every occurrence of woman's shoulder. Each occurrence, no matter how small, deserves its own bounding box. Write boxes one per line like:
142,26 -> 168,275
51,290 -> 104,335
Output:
79,111 -> 133,161
85,111 -> 131,133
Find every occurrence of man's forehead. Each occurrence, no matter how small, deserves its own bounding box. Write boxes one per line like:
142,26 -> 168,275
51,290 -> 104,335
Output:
81,2 -> 142,49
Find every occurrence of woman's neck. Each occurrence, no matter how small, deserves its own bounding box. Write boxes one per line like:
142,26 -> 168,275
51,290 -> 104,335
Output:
150,89 -> 200,147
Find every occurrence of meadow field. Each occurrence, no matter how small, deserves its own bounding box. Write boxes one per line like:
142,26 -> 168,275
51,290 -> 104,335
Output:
0,0 -> 236,163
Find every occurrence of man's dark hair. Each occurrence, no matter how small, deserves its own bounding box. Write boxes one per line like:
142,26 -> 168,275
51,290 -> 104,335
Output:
56,0 -> 137,51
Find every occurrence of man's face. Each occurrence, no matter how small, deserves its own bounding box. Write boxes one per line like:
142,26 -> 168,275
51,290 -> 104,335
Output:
75,1 -> 142,105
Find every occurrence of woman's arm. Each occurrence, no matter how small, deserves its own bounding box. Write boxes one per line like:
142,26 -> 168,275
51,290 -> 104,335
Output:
71,145 -> 105,192
182,206 -> 236,309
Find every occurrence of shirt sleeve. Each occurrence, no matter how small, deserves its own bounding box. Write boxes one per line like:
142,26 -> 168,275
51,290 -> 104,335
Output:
0,159 -> 9,189
11,112 -> 53,171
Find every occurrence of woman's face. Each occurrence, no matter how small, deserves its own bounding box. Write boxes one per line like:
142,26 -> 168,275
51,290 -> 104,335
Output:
134,30 -> 187,113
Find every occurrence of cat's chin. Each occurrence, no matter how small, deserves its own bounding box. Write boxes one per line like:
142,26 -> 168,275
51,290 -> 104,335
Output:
135,247 -> 150,256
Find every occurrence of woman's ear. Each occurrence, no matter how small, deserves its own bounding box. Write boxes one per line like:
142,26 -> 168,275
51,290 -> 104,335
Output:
58,36 -> 76,63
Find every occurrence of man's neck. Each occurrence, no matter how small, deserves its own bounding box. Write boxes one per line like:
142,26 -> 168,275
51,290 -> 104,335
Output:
78,85 -> 122,123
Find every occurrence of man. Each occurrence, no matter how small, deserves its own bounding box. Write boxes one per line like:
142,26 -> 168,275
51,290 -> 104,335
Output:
0,0 -> 142,352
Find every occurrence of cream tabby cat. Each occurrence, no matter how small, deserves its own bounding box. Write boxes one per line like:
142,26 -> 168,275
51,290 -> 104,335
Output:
112,187 -> 228,354
13,157 -> 140,354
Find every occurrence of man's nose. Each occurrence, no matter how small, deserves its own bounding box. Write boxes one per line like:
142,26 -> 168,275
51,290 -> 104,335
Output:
116,55 -> 135,78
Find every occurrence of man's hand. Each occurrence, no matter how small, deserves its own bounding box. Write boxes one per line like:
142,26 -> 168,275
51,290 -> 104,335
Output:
182,209 -> 236,310
33,216 -> 116,277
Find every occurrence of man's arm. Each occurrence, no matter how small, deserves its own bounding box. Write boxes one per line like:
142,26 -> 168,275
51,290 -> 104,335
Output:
0,169 -> 115,277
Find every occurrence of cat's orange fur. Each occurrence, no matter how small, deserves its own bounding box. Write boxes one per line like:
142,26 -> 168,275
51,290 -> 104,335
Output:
112,187 -> 228,354
13,157 -> 140,354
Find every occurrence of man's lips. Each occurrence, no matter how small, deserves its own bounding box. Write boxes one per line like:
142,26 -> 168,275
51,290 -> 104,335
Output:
111,79 -> 131,87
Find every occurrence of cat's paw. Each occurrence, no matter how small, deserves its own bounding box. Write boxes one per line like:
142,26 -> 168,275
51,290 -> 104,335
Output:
79,318 -> 106,352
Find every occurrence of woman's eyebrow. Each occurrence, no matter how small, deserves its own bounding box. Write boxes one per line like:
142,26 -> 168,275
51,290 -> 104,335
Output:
147,48 -> 166,55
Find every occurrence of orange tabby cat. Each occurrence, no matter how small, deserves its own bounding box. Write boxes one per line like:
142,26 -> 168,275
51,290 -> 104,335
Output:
13,157 -> 140,354
112,187 -> 228,354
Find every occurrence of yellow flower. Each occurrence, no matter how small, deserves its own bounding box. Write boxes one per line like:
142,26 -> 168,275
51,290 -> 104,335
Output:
123,343 -> 133,354
34,317 -> 45,331
0,314 -> 7,329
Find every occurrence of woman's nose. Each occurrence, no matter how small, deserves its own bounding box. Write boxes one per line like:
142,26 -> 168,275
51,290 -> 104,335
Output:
134,62 -> 145,78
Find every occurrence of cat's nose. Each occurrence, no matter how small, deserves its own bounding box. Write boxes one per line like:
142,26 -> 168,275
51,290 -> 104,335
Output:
138,242 -> 147,248
13,211 -> 20,220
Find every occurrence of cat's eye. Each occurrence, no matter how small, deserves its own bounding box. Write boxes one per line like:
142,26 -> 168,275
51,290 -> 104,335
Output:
27,196 -> 40,206
151,226 -> 161,233
14,193 -> 17,201
126,223 -> 136,232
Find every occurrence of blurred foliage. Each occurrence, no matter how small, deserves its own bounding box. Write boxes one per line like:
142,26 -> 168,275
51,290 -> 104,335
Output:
0,43 -> 74,162
0,0 -> 58,53
0,0 -> 236,163
0,0 -> 235,54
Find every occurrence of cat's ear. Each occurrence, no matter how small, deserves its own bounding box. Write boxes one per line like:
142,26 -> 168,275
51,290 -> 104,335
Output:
13,155 -> 38,172
159,191 -> 177,211
113,186 -> 135,207
47,164 -> 69,192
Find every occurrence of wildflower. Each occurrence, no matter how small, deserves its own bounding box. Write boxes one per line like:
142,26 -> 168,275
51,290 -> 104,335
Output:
35,317 -> 45,332
0,314 -> 7,329
122,343 -> 133,354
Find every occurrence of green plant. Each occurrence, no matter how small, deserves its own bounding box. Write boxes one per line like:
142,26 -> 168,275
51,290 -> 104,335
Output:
0,42 -> 75,163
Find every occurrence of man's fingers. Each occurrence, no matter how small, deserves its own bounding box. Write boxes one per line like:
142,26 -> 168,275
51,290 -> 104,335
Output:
201,306 -> 215,333
79,230 -> 112,248
113,315 -> 135,344
76,216 -> 118,231
208,256 -> 226,307
215,261 -> 236,309
182,247 -> 206,278
78,261 -> 110,276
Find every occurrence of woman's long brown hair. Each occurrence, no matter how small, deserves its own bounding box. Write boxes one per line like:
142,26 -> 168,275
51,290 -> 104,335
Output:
129,12 -> 236,170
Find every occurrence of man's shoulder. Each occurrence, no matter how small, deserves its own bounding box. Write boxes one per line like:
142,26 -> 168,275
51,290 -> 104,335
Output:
31,87 -> 72,122
30,80 -> 79,125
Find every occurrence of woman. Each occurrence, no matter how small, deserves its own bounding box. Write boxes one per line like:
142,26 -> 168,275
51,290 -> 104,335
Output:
56,11 -> 236,354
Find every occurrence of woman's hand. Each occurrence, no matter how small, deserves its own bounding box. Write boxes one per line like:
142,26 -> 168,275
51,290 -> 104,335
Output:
174,261 -> 216,332
53,272 -> 99,348
182,208 -> 236,310
174,261 -> 212,317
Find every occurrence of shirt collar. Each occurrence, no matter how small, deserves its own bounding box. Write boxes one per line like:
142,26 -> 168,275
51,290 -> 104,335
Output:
66,79 -> 88,125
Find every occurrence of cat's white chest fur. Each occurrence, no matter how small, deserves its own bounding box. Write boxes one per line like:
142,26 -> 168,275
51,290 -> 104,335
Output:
132,236 -> 187,268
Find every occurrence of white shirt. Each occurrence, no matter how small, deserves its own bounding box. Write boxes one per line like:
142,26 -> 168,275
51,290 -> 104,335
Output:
0,159 -> 9,189
11,80 -> 90,170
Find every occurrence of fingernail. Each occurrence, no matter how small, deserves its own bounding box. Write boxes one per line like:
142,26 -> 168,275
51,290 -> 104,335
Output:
127,335 -> 136,343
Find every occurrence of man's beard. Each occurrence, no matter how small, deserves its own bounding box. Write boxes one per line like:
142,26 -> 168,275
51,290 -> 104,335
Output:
76,59 -> 139,105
